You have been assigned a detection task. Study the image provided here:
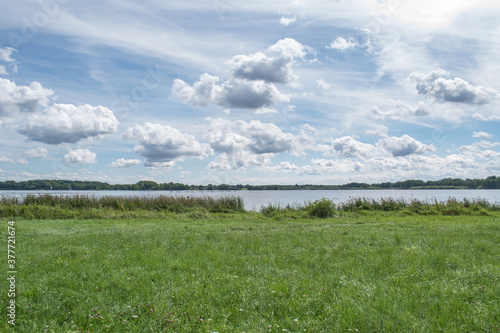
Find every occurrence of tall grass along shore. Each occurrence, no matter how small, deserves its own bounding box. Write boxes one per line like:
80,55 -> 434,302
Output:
0,194 -> 499,219
1,195 -> 499,332
0,194 -> 245,219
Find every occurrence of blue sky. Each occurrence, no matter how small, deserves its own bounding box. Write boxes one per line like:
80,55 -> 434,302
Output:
0,0 -> 499,185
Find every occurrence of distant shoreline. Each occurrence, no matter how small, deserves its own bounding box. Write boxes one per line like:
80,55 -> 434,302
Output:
2,187 -> 498,191
0,176 -> 500,191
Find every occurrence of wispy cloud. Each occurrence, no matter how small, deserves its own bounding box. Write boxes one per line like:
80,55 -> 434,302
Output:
279,16 -> 296,26
0,47 -> 17,75
327,37 -> 358,52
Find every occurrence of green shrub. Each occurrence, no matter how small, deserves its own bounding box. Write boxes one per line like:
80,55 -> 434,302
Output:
306,198 -> 336,218
260,203 -> 305,219
260,203 -> 282,217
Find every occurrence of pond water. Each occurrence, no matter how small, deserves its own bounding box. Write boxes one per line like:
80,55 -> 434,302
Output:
2,189 -> 500,211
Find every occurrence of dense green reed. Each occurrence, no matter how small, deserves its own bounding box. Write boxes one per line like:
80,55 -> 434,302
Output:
0,194 -> 245,219
338,197 -> 497,215
1,194 -> 498,220
261,197 -> 499,219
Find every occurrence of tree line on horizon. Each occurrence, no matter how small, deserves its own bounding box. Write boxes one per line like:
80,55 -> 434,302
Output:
0,176 -> 500,191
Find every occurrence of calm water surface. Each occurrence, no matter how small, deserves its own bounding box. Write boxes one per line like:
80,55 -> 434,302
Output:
2,189 -> 500,211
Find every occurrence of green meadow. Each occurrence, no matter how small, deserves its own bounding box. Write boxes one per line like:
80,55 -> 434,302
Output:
1,195 -> 499,332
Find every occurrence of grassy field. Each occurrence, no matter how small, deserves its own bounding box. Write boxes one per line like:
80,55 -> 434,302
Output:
1,208 -> 499,332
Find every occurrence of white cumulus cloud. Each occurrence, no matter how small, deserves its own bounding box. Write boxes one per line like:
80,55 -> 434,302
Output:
303,158 -> 363,175
371,100 -> 430,119
172,38 -> 310,113
377,135 -> 435,157
0,78 -> 54,117
472,131 -> 493,139
472,114 -> 500,122
227,51 -> 297,84
172,73 -> 220,107
109,158 -> 142,168
125,122 -> 212,167
268,38 -> 311,59
410,69 -> 498,104
63,149 -> 97,164
172,76 -> 290,112
260,161 -> 300,173
24,148 -> 49,159
204,118 -> 315,170
0,156 -> 15,163
331,136 -> 376,158
472,140 -> 500,149
217,79 -> 290,110
18,104 -> 119,145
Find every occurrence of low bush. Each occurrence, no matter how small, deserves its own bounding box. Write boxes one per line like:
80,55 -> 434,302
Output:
260,203 -> 306,219
306,198 -> 336,218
